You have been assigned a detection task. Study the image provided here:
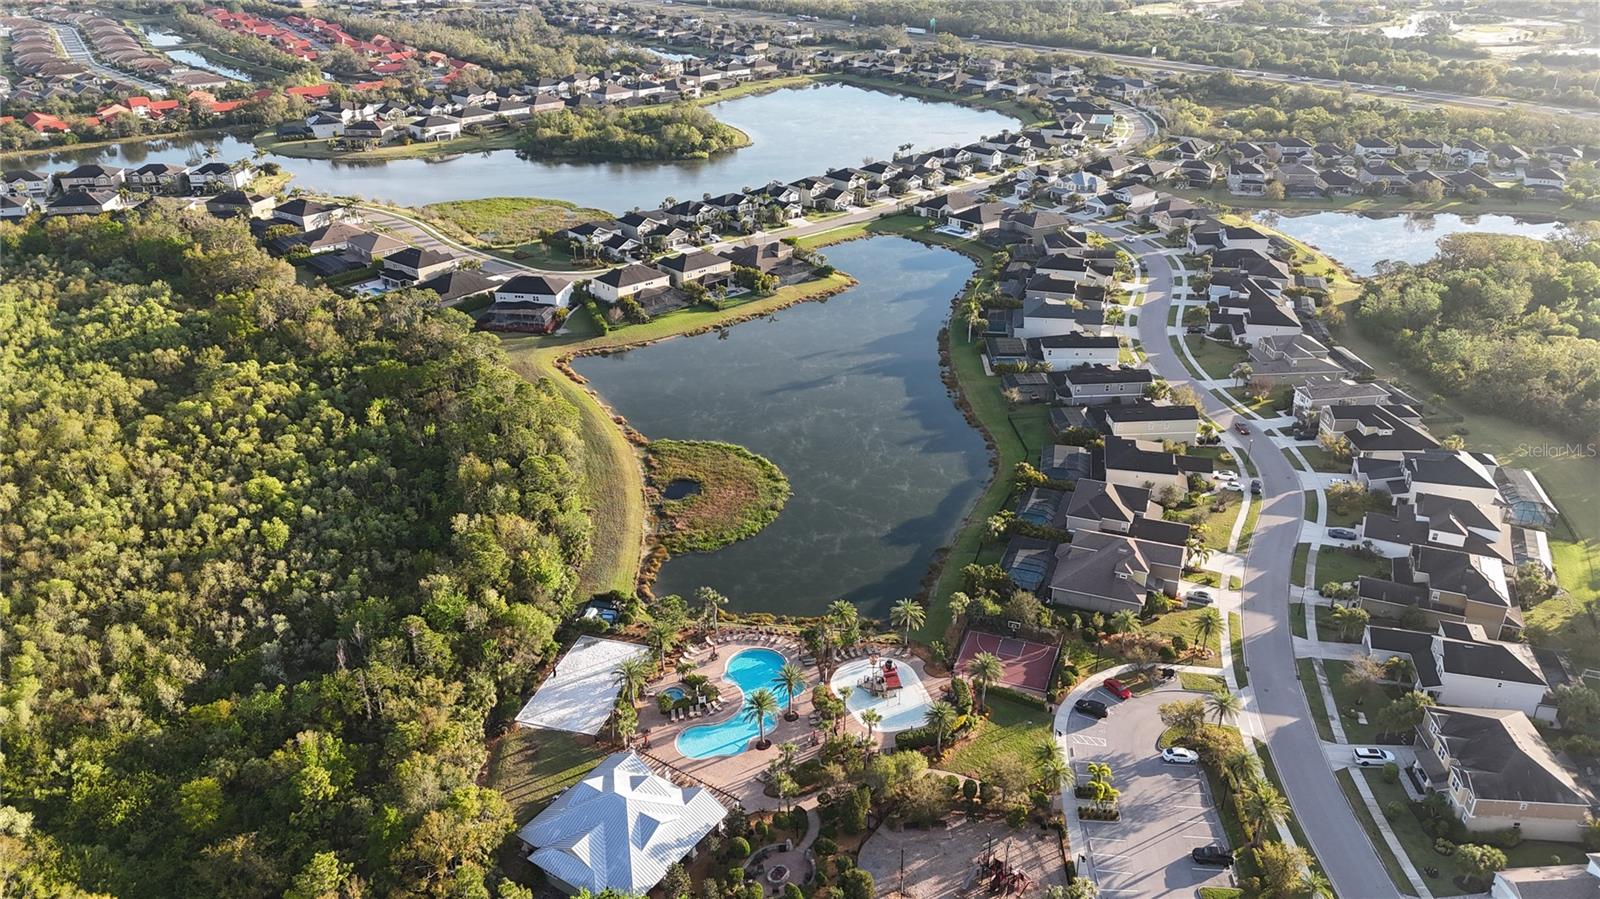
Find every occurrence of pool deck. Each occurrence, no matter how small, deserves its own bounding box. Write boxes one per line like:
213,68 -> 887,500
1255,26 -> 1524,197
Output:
633,632 -> 943,812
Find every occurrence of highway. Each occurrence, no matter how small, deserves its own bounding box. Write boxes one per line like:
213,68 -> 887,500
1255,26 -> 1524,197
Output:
621,0 -> 1598,123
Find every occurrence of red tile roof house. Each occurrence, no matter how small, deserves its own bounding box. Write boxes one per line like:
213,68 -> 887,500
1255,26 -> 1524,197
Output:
22,112 -> 70,134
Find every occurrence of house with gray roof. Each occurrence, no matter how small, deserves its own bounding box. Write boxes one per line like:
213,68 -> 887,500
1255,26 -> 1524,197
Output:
1046,530 -> 1184,615
1063,479 -> 1157,536
1365,621 -> 1549,715
1414,707 -> 1595,842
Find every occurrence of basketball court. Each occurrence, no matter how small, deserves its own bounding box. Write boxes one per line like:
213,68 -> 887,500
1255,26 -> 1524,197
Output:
953,629 -> 1059,696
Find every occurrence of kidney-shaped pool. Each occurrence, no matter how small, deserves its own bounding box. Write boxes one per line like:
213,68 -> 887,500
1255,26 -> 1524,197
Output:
676,648 -> 800,759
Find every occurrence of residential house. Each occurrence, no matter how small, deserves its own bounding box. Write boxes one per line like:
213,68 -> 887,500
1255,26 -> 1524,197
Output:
1246,333 -> 1347,384
46,190 -> 127,216
1356,544 -> 1517,639
1319,404 -> 1439,459
1292,377 -> 1398,421
1413,707 -> 1595,842
1057,365 -> 1153,405
1099,435 -> 1212,500
416,269 -> 499,305
589,263 -> 671,304
1045,531 -> 1185,614
657,250 -> 732,288
1027,333 -> 1120,371
1062,479 -> 1158,535
409,115 -> 462,141
57,164 -> 124,192
188,162 -> 253,193
273,198 -> 345,232
1097,402 -> 1200,443
2,170 -> 52,198
1366,622 -> 1549,715
380,247 -> 457,287
129,162 -> 188,193
495,274 -> 575,309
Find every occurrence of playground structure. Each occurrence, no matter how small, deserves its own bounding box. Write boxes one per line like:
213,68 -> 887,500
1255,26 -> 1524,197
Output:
855,653 -> 904,698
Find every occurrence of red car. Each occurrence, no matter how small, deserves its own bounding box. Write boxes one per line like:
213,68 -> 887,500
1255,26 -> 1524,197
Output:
1233,421 -> 1250,436
1102,677 -> 1133,700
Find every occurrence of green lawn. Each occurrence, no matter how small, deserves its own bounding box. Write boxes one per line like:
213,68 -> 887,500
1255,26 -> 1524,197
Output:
1316,546 -> 1391,587
1228,612 -> 1247,688
1315,604 -> 1365,643
1291,543 -> 1312,587
1236,489 -> 1263,553
1182,335 -> 1247,382
1303,489 -> 1320,523
1299,446 -> 1352,473
943,693 -> 1052,780
1358,769 -> 1591,896
1334,769 -> 1420,897
484,728 -> 606,822
419,196 -> 610,263
1290,603 -> 1307,639
1323,658 -> 1404,744
1145,606 -> 1223,666
1180,671 -> 1227,693
1224,383 -> 1292,416
1297,658 -> 1336,742
1166,490 -> 1245,552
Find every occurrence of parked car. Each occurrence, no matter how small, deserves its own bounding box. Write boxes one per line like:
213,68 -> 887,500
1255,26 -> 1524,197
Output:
1074,698 -> 1109,719
1186,324 -> 1206,334
1234,421 -> 1250,436
1162,747 -> 1200,765
1187,589 -> 1215,606
1353,747 -> 1396,767
1192,845 -> 1234,867
1250,479 -> 1262,495
1102,677 -> 1133,700
1327,527 -> 1359,540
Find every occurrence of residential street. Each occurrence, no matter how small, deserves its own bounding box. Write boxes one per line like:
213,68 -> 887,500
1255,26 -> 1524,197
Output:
1131,240 -> 1404,899
48,22 -> 168,96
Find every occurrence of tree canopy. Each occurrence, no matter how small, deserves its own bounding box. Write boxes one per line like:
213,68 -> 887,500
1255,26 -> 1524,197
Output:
0,209 -> 593,897
1355,227 -> 1600,440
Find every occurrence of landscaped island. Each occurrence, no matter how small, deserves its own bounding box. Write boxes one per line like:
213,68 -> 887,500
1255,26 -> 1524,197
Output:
518,103 -> 751,161
647,439 -> 791,554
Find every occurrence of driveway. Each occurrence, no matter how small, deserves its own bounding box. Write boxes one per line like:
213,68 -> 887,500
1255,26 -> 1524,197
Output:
1064,682 -> 1232,898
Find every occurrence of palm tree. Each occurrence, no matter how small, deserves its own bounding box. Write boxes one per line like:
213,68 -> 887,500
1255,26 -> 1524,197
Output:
613,656 -> 651,706
696,586 -> 729,630
890,598 -> 925,645
860,708 -> 883,753
1034,740 -> 1074,792
1220,747 -> 1261,789
967,652 -> 1005,712
1239,779 -> 1290,847
1192,608 -> 1223,658
745,688 -> 780,749
1206,689 -> 1241,726
647,618 -> 679,663
834,685 -> 852,736
1299,869 -> 1333,898
773,662 -> 806,720
924,700 -> 958,756
675,659 -> 696,681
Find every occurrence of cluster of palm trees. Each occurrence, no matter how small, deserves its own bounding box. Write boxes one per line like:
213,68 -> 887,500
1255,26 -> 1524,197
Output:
1081,762 -> 1119,814
918,650 -> 1008,757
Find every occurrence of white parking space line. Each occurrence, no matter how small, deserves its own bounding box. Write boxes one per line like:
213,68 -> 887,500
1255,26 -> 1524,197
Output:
1069,734 -> 1108,747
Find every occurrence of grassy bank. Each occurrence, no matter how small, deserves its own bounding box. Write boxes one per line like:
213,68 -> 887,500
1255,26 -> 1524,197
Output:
1333,769 -> 1420,897
256,129 -> 523,161
647,439 -> 790,554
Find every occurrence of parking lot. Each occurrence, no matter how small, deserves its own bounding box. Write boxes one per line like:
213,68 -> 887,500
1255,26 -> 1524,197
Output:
1065,681 -> 1235,897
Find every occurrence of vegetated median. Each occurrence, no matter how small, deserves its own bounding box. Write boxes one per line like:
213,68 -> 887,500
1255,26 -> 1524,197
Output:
647,439 -> 791,554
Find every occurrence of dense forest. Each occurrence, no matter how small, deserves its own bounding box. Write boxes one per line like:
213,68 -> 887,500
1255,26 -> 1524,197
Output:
517,103 -> 750,161
1156,72 -> 1598,149
723,0 -> 1600,107
0,210 -> 592,898
1355,228 -> 1600,439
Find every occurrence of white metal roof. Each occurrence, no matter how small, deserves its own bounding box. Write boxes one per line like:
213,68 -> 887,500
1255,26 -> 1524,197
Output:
513,635 -> 650,735
519,752 -> 725,895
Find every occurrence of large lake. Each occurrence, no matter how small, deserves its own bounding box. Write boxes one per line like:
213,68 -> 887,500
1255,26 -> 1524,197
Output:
1257,210 -> 1563,275
573,237 -> 989,618
22,83 -> 1015,210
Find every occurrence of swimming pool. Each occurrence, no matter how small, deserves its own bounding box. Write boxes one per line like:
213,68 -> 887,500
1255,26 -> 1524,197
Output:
676,648 -> 796,759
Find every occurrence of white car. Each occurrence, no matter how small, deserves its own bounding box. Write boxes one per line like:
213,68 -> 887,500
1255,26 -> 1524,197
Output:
1162,747 -> 1200,765
1352,747 -> 1396,767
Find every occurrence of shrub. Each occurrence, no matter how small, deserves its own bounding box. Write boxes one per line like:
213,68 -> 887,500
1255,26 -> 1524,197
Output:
728,837 -> 751,859
978,782 -> 997,805
838,868 -> 874,899
962,779 -> 979,803
812,836 -> 838,857
1488,827 -> 1524,849
1382,762 -> 1399,784
1006,803 -> 1029,828
950,677 -> 974,715
1384,801 -> 1406,820
1434,838 -> 1456,856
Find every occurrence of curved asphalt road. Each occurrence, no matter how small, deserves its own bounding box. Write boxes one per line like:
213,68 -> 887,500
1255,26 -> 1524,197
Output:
1132,245 -> 1400,899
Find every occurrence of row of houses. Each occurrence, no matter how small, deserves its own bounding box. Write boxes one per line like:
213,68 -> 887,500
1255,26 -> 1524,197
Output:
1162,134 -> 1587,197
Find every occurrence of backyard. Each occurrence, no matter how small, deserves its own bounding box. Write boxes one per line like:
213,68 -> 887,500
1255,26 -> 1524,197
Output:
418,196 -> 610,269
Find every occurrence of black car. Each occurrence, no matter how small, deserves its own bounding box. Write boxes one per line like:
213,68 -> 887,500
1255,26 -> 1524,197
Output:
1074,698 -> 1109,719
1192,845 -> 1234,867
1327,527 -> 1359,540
